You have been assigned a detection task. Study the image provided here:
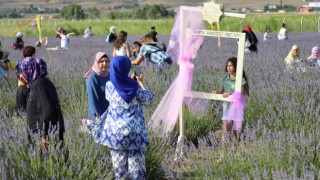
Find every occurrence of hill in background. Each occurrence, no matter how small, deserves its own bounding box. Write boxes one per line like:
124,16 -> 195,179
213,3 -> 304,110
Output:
0,0 -> 308,11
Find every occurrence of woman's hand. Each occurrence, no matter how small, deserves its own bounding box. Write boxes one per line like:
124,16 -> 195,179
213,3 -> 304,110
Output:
222,92 -> 231,98
123,43 -> 129,49
211,90 -> 218,94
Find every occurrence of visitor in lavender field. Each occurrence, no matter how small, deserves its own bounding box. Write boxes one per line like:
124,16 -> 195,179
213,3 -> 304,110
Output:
55,29 -> 75,49
131,34 -> 172,71
211,57 -> 249,143
149,26 -> 158,42
15,72 -> 30,116
278,23 -> 288,40
263,27 -> 271,41
84,52 -> 110,120
113,31 -> 131,57
243,26 -> 258,53
0,51 -> 9,78
15,46 -> 64,151
83,26 -> 92,39
106,26 -> 117,44
11,31 -> 24,50
306,46 -> 320,66
284,44 -> 302,65
96,56 -> 154,180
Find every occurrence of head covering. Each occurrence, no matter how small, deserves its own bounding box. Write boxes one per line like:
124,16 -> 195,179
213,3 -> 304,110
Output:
110,56 -> 139,104
15,57 -> 47,84
285,44 -> 299,64
244,26 -> 251,33
84,52 -> 110,79
16,32 -> 23,37
307,46 -> 320,62
110,26 -> 116,33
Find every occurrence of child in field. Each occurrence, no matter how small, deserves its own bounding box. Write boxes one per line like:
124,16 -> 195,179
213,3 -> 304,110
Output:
55,30 -> 75,49
211,57 -> 249,143
278,23 -> 288,40
263,27 -> 271,41
15,73 -> 30,115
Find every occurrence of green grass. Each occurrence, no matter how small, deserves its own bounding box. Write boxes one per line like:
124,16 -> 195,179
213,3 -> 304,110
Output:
1,13 -> 320,37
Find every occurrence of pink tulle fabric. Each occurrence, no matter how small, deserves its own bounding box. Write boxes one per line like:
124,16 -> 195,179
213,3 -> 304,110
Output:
226,92 -> 246,121
149,6 -> 205,135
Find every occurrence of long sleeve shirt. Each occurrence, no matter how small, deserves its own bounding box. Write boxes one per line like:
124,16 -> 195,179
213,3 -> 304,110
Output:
86,72 -> 109,119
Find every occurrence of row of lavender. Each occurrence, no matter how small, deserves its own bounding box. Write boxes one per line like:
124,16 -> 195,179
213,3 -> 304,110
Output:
0,33 -> 319,178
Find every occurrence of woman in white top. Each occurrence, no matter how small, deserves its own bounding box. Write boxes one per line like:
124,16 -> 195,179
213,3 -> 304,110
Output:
83,26 -> 92,38
278,23 -> 288,40
113,31 -> 131,57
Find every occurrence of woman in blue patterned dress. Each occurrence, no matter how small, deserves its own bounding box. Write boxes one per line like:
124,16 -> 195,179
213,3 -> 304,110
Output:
97,56 -> 154,179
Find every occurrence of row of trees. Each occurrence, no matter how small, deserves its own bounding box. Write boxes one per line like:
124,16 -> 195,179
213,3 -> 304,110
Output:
60,4 -> 174,20
0,4 -> 174,20
0,5 -> 59,18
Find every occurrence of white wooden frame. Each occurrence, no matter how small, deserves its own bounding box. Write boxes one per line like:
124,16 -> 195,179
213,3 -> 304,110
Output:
177,6 -> 246,142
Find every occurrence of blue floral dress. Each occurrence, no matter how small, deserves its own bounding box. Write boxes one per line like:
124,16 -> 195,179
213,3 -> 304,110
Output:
96,81 -> 154,150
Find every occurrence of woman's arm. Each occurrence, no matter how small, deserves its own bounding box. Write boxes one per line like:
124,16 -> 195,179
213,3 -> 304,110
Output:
123,43 -> 132,58
131,55 -> 144,65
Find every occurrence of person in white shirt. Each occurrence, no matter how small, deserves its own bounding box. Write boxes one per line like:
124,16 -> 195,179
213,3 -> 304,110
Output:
83,26 -> 92,38
55,30 -> 75,49
263,27 -> 271,41
278,23 -> 288,40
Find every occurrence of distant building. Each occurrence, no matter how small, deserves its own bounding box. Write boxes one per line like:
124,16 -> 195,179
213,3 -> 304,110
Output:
299,2 -> 320,12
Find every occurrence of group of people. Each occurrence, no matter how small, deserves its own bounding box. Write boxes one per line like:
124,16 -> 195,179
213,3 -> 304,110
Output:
284,44 -> 320,69
3,22 -> 309,180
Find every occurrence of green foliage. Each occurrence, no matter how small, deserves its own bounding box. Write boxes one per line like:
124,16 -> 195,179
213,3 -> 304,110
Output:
107,4 -> 174,20
60,4 -> 87,20
86,7 -> 101,18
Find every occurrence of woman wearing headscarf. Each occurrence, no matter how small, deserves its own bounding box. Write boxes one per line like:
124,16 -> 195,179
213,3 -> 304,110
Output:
285,44 -> 301,65
15,46 -> 64,150
96,56 -> 154,179
306,46 -> 320,66
106,26 -> 117,44
243,26 -> 258,53
84,52 -> 110,120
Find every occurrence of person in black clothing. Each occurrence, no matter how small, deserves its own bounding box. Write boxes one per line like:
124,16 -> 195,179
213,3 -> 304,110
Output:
16,46 -> 64,150
149,26 -> 158,42
243,26 -> 258,53
15,73 -> 30,115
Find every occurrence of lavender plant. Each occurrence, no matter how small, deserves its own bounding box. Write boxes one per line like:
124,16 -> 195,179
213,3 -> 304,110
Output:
0,32 -> 319,179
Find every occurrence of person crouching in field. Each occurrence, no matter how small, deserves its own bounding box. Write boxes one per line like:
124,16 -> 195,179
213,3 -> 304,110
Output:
131,34 -> 172,72
11,31 -> 24,50
211,57 -> 249,144
95,56 -> 154,179
306,46 -> 320,67
16,46 -> 64,151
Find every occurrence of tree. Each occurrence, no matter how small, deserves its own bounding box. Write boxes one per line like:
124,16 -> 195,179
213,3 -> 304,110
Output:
60,4 -> 87,20
87,7 -> 101,18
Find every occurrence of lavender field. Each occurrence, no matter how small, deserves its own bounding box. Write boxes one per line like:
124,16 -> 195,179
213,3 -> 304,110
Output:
0,32 -> 319,179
